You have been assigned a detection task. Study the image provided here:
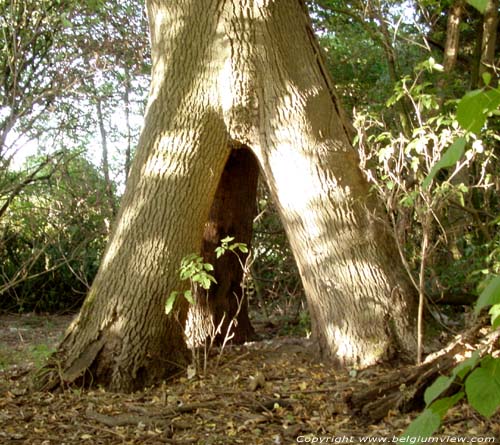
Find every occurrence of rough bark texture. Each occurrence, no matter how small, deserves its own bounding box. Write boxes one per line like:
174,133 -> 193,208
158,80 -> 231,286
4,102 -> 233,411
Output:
244,1 -> 417,367
479,0 -> 499,86
39,1 -> 234,391
41,0 -> 417,391
186,147 -> 259,346
443,1 -> 464,74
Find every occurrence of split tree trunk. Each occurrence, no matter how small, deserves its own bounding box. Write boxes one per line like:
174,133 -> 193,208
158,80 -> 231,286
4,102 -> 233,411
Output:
40,0 -> 417,391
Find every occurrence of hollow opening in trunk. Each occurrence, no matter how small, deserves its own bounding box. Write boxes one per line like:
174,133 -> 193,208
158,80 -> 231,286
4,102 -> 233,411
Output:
185,146 -> 260,347
184,145 -> 309,350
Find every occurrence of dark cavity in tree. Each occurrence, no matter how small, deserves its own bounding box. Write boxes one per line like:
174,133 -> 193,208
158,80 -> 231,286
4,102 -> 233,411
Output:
186,146 -> 260,347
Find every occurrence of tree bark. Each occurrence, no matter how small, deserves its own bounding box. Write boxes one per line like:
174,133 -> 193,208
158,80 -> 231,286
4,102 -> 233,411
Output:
443,1 -> 465,74
479,0 -> 499,86
185,147 -> 259,347
246,1 -> 417,368
40,0 -> 417,391
471,12 -> 484,89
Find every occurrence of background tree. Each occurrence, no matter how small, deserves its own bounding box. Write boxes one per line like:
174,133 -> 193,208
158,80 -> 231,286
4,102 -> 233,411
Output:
0,0 -> 149,311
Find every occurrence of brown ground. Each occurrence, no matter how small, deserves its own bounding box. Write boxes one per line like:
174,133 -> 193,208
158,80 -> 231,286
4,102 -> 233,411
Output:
0,314 -> 498,444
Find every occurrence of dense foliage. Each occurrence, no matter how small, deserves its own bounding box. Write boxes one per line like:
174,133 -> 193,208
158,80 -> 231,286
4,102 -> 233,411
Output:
0,152 -> 114,312
0,0 -> 149,312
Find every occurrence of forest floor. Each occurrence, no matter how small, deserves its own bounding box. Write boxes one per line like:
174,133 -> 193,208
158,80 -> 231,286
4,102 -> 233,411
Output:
0,313 -> 499,445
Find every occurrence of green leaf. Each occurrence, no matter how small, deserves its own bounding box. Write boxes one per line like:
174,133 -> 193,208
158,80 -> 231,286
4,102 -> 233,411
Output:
402,393 -> 464,442
428,392 -> 464,418
482,72 -> 492,86
425,353 -> 480,406
237,243 -> 248,253
489,304 -> 500,329
481,356 -> 500,384
424,376 -> 454,406
465,361 -> 500,417
215,247 -> 224,259
165,292 -> 178,315
466,0 -> 488,13
422,138 -> 466,190
221,236 -> 235,244
203,263 -> 214,272
401,409 -> 441,442
180,269 -> 192,281
183,290 -> 194,305
191,273 -> 206,289
400,195 -> 415,207
475,275 -> 500,314
457,88 -> 500,134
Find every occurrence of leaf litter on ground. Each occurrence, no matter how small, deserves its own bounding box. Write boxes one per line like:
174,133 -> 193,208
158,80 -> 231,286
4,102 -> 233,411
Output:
0,314 -> 499,444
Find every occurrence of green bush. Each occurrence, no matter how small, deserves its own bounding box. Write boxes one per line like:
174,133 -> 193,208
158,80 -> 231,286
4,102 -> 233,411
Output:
0,151 -> 115,313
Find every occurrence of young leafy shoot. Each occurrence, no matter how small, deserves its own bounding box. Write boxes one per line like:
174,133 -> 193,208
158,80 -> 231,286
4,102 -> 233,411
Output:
165,237 -> 248,314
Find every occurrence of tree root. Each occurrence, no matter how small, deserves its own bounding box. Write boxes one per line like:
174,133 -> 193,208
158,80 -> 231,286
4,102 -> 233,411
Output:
346,321 -> 499,424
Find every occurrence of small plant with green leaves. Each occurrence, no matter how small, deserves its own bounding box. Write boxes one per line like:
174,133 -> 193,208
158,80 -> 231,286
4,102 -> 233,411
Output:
165,237 -> 250,376
215,235 -> 248,259
164,254 -> 216,315
165,236 -> 249,315
401,275 -> 500,442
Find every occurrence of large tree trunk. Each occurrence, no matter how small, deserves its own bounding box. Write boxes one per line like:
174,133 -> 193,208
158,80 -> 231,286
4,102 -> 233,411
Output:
38,1 -> 234,391
246,1 -> 417,367
40,0 -> 416,392
186,147 -> 258,347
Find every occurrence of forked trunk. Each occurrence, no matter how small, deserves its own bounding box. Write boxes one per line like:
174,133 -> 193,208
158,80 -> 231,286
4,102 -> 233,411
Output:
40,0 -> 417,391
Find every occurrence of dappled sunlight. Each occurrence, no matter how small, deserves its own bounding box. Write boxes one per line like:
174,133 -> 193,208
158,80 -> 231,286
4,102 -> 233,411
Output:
218,58 -> 235,114
99,199 -> 146,271
142,132 -> 195,179
324,321 -> 387,367
257,62 -> 406,367
108,316 -> 125,338
267,147 -> 319,209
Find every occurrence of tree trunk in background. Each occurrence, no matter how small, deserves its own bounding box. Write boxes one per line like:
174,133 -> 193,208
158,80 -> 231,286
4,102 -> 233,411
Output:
95,96 -> 117,216
440,1 -> 469,259
123,66 -> 133,182
443,1 -> 464,74
479,0 -> 499,86
364,1 -> 412,136
186,147 -> 258,347
471,13 -> 484,89
41,0 -> 417,391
